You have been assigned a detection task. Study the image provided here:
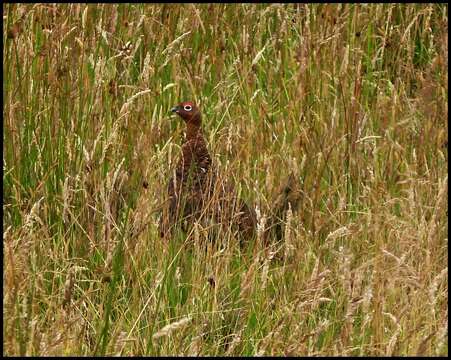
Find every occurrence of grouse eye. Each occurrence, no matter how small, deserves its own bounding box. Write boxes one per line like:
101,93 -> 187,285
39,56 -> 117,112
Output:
183,105 -> 192,111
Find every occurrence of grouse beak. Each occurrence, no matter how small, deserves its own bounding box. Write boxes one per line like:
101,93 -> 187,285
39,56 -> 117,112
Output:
171,106 -> 179,114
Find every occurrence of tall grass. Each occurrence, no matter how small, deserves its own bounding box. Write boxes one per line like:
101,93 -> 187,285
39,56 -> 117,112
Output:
3,3 -> 448,356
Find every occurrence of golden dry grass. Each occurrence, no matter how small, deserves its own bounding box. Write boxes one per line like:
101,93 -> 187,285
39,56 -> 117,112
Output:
3,3 -> 448,356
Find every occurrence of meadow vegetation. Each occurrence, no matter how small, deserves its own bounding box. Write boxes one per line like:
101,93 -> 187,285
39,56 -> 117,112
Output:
3,3 -> 448,356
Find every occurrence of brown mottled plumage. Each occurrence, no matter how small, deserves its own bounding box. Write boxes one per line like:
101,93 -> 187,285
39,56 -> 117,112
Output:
159,101 -> 300,245
159,101 -> 255,239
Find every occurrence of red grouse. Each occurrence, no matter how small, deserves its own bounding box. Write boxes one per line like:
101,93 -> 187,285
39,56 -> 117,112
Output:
159,101 -> 300,244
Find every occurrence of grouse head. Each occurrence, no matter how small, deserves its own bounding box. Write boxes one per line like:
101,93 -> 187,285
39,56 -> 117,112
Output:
171,101 -> 201,126
171,101 -> 201,127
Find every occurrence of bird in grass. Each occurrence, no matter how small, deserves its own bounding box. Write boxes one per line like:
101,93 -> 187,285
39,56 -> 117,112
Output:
159,101 -> 300,245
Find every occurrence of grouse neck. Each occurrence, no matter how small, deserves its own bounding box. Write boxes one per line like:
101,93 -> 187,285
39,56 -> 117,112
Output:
186,122 -> 202,140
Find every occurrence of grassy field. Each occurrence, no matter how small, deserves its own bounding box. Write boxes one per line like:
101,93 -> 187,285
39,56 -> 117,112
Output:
3,3 -> 448,356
